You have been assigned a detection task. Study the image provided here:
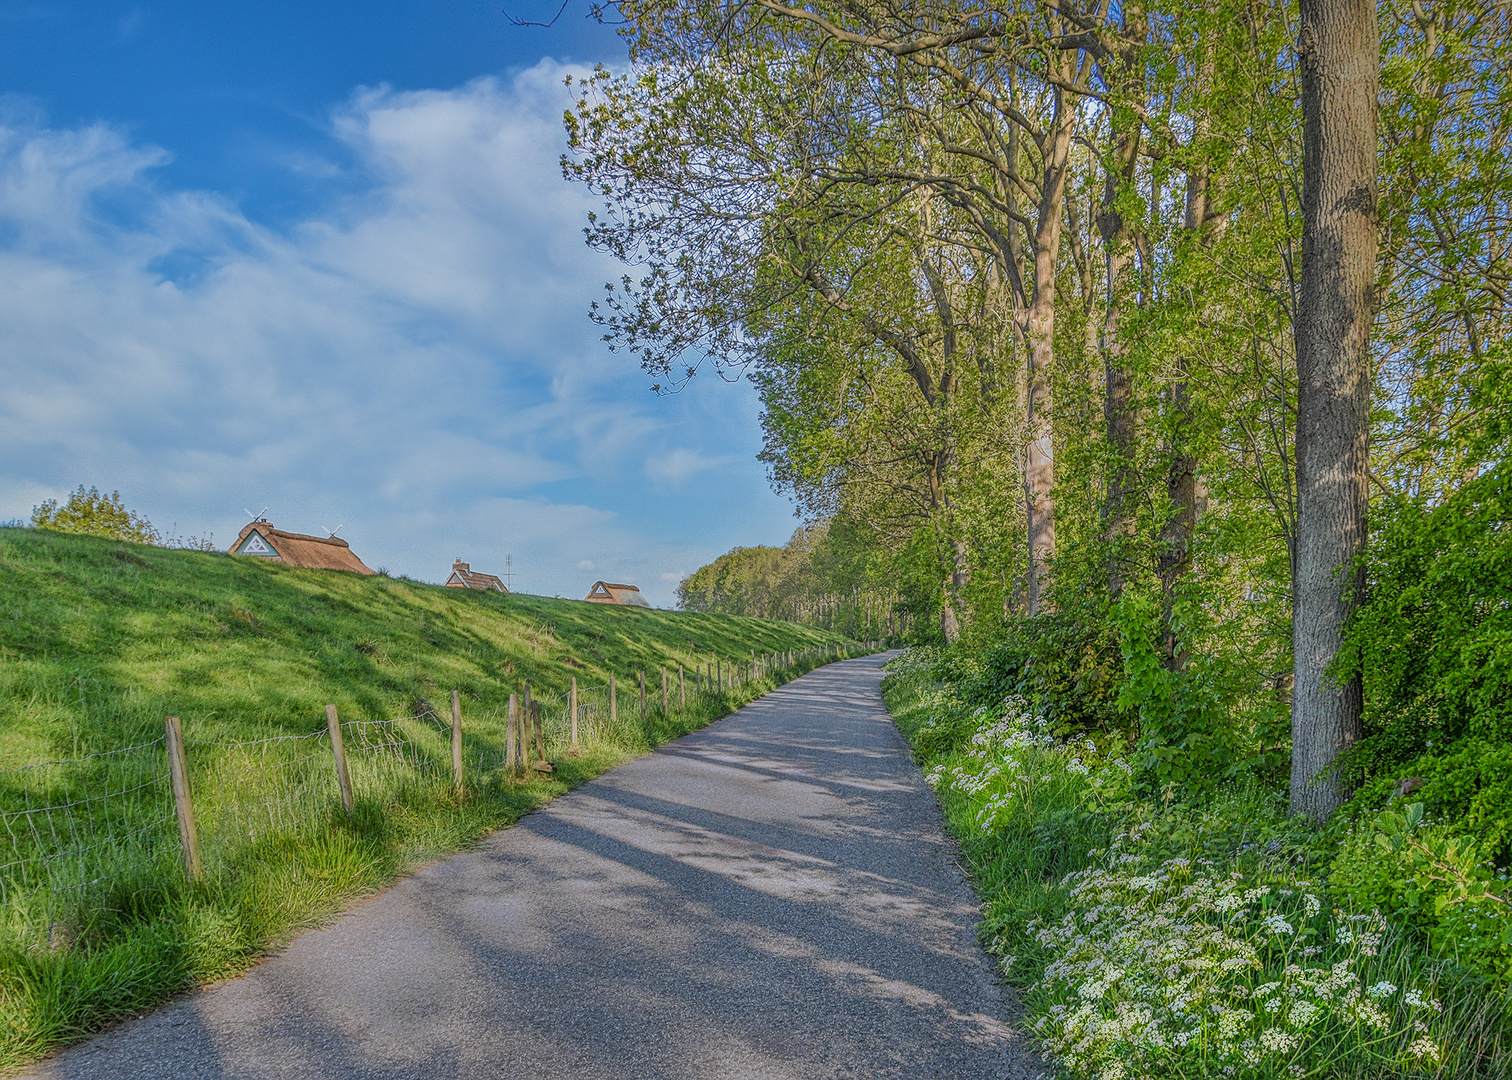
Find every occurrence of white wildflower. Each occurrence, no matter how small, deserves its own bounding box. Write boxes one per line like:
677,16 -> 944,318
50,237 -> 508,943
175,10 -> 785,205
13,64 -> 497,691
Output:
1287,999 -> 1320,1026
1259,1028 -> 1298,1053
1408,1037 -> 1441,1063
1260,913 -> 1294,936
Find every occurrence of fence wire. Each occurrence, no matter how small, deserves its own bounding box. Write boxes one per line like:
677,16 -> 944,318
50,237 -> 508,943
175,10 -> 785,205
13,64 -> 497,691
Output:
0,645 -> 842,911
0,737 -> 175,906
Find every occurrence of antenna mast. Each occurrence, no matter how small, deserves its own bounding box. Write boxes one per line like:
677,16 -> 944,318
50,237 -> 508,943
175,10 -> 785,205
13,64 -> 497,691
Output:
506,554 -> 512,592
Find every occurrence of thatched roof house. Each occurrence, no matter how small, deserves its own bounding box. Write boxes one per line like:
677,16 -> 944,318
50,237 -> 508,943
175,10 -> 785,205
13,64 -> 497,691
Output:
445,559 -> 507,592
583,581 -> 651,607
230,520 -> 374,575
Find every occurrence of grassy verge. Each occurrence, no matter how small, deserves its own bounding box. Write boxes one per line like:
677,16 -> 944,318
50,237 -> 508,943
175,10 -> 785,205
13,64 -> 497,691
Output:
0,526 -> 866,1068
881,648 -> 1510,1080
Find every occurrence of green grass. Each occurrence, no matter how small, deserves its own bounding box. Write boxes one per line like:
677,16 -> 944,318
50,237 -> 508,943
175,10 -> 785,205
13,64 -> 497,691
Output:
0,526 -> 860,1069
880,650 -> 1510,1080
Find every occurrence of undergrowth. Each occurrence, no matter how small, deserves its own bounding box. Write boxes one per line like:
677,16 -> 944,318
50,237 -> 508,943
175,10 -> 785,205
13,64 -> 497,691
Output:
883,648 -> 1510,1080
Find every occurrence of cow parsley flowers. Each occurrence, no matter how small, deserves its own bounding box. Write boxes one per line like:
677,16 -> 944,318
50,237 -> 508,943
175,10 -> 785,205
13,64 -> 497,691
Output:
913,682 -> 1454,1079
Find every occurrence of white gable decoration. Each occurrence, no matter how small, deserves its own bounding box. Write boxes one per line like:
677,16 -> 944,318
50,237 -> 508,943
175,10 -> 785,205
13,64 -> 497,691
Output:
238,532 -> 275,556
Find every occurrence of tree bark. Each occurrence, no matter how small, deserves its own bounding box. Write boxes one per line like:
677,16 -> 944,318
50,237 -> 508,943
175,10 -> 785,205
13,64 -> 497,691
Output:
941,537 -> 969,643
1159,49 -> 1215,673
1290,0 -> 1378,823
1025,81 -> 1076,616
1097,0 -> 1148,602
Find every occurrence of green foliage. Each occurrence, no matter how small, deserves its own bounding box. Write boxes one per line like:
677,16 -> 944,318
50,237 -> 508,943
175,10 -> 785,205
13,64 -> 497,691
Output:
883,648 -> 1511,1080
677,516 -> 933,642
960,612 -> 1124,735
676,544 -> 786,615
1111,593 -> 1242,794
31,487 -> 159,545
1342,458 -> 1512,859
1331,805 -> 1512,984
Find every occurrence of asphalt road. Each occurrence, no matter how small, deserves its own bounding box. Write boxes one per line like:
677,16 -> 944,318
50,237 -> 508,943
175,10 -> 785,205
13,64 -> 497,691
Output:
25,654 -> 1042,1080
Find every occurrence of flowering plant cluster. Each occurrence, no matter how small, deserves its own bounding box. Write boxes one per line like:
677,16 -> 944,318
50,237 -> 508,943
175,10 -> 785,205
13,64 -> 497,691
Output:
1028,834 -> 1447,1079
924,695 -> 1132,834
896,667 -> 1468,1079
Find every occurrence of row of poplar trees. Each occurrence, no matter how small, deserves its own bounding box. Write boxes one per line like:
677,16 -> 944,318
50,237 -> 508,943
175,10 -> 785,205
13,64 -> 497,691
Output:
564,0 -> 1507,823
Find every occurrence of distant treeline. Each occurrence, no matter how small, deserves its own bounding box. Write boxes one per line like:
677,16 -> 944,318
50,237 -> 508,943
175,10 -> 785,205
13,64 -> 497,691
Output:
677,518 -> 943,642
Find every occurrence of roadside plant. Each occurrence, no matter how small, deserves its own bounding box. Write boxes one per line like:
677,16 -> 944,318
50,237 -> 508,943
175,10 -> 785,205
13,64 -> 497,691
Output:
885,647 -> 1509,1079
1331,804 -> 1512,983
1028,832 -> 1452,1078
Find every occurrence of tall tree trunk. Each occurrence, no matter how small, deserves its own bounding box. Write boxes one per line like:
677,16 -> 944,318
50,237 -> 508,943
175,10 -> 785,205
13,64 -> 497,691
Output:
1097,0 -> 1148,601
1290,0 -> 1378,823
1160,48 -> 1215,672
1025,82 -> 1076,615
1158,370 -> 1197,669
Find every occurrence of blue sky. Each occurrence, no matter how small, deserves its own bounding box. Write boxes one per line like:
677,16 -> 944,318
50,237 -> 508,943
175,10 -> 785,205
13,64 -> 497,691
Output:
0,1 -> 800,605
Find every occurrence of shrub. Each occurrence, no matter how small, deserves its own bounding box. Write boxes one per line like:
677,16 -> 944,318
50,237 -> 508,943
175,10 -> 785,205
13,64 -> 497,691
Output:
1331,804 -> 1512,983
959,612 -> 1125,736
1343,460 -> 1512,861
30,487 -> 159,545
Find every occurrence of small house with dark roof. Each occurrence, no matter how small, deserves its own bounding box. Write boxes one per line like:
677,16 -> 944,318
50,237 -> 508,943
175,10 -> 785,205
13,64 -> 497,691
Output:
230,520 -> 375,575
583,581 -> 651,608
445,559 -> 507,593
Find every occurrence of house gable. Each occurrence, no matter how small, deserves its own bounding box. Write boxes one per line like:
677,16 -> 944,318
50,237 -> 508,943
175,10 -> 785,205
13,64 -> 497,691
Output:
444,559 -> 507,592
583,580 -> 651,607
229,520 -> 375,575
234,529 -> 278,558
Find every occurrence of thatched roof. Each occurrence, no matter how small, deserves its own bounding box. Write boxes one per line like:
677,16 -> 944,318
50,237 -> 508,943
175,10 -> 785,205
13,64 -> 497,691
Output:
583,581 -> 650,607
230,520 -> 375,575
445,559 -> 507,592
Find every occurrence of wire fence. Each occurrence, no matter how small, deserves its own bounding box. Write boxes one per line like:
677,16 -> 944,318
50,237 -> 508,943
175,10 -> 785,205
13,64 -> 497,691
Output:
0,641 -> 873,918
0,738 -> 176,905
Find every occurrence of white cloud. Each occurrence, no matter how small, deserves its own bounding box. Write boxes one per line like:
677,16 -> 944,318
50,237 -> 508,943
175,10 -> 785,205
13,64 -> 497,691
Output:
644,447 -> 732,486
0,62 -> 797,607
576,559 -> 595,572
660,571 -> 683,582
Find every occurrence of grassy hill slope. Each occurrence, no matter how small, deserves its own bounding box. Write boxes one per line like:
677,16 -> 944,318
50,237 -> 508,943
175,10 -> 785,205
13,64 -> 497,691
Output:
0,526 -> 841,758
0,527 -> 854,1067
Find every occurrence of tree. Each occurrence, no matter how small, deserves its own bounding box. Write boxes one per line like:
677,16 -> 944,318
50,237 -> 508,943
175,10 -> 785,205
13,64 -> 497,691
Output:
1289,0 -> 1380,822
31,487 -> 160,545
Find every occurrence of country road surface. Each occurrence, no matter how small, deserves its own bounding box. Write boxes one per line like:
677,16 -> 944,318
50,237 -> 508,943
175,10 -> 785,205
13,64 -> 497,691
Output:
22,654 -> 1042,1080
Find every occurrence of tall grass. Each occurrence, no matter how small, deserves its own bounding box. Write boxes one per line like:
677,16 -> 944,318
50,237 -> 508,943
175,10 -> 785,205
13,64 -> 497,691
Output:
0,526 -> 864,1067
882,649 -> 1510,1080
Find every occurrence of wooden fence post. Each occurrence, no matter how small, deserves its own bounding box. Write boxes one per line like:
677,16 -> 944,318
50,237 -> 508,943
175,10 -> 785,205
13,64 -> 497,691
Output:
639,670 -> 646,720
660,666 -> 668,713
450,689 -> 464,794
569,675 -> 580,755
164,715 -> 203,880
522,682 -> 532,774
507,693 -> 519,777
610,674 -> 618,726
533,700 -> 545,765
326,704 -> 355,815
679,665 -> 685,707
